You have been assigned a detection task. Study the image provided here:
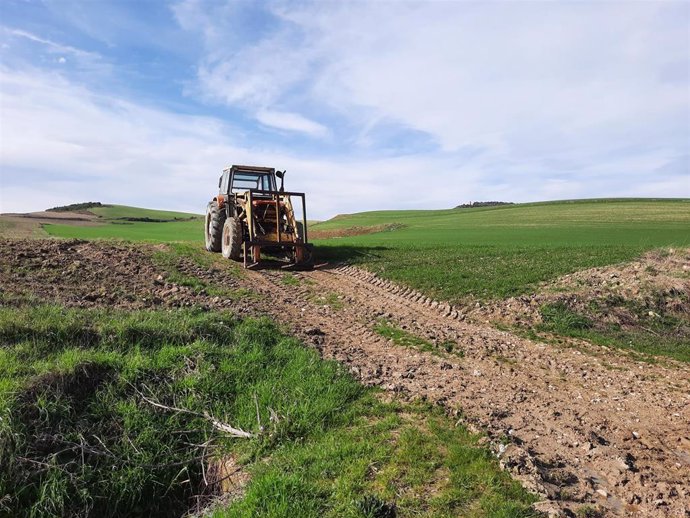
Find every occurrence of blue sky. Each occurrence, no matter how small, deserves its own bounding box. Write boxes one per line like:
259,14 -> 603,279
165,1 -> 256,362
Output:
0,0 -> 688,219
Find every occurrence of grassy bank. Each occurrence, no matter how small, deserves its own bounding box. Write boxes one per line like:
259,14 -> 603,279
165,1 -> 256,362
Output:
0,304 -> 537,517
535,300 -> 690,363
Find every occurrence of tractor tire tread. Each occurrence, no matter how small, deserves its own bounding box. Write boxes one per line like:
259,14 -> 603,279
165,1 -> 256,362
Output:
205,201 -> 227,252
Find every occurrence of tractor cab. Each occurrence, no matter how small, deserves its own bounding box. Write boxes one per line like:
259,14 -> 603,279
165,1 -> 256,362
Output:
219,166 -> 278,197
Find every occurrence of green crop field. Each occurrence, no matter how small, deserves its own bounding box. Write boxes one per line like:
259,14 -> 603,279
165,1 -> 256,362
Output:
313,199 -> 690,301
42,199 -> 689,302
46,219 -> 203,242
44,204 -> 204,243
44,199 -> 690,302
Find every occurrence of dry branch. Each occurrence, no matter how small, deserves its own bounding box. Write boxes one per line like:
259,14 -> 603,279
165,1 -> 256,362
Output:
136,389 -> 254,439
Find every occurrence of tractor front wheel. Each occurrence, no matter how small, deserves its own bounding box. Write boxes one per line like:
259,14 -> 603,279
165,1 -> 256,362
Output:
221,216 -> 243,260
205,201 -> 226,252
295,244 -> 314,270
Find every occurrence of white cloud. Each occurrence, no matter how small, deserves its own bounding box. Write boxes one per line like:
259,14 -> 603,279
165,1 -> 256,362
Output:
256,110 -> 328,137
0,66 -> 474,218
179,1 -> 689,188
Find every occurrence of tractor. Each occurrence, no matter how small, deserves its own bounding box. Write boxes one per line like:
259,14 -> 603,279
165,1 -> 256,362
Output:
204,165 -> 313,268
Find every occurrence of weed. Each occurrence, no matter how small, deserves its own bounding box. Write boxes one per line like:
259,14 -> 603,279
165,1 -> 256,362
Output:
281,273 -> 300,286
540,303 -> 593,331
308,291 -> 344,310
576,504 -> 604,518
355,495 -> 396,518
441,340 -> 456,353
373,321 -> 434,353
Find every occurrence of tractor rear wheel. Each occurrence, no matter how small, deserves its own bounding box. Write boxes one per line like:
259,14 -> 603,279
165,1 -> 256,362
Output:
221,216 -> 243,260
205,201 -> 226,252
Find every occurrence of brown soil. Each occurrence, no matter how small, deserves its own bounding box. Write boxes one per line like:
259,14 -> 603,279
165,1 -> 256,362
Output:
0,239 -> 254,317
309,223 -> 405,239
2,238 -> 689,517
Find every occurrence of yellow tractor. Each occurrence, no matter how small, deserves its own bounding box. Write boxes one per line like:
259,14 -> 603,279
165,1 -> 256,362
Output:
205,165 -> 313,268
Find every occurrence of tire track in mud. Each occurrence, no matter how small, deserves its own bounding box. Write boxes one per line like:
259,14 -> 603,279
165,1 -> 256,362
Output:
244,264 -> 690,518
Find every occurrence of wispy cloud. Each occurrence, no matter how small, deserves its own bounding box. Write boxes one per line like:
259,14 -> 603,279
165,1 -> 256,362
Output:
0,24 -> 111,78
4,27 -> 101,60
180,1 -> 689,184
256,110 -> 329,138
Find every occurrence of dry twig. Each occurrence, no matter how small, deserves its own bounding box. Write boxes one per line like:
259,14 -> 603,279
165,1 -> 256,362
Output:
136,388 -> 254,439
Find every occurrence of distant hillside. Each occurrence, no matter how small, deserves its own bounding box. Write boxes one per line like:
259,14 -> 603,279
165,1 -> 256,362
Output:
47,202 -> 106,212
455,201 -> 514,209
89,204 -> 202,221
0,203 -> 206,241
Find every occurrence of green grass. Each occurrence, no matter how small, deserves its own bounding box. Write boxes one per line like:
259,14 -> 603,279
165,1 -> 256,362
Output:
307,291 -> 344,310
536,301 -> 690,363
280,273 -> 300,287
218,403 -> 536,518
44,205 -> 203,243
314,199 -> 690,301
373,321 -> 462,358
148,242 -> 248,299
0,304 -> 537,517
45,219 -> 203,242
374,321 -> 435,353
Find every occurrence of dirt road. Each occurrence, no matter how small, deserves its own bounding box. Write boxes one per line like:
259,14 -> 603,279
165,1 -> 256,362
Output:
2,239 -> 688,517
247,265 -> 690,518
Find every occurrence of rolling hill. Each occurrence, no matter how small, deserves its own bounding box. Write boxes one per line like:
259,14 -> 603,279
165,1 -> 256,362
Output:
4,198 -> 688,300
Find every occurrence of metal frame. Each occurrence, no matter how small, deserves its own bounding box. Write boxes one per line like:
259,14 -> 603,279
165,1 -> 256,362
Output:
241,189 -> 310,268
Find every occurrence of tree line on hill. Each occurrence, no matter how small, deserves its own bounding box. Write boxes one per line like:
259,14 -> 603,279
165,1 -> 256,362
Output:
455,201 -> 514,209
47,202 -> 106,212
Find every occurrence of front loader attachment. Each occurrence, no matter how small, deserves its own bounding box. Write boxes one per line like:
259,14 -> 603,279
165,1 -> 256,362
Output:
242,189 -> 314,270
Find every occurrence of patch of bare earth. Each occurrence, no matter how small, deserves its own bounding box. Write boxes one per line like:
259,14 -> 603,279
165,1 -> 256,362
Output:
2,239 -> 689,517
470,248 -> 690,333
0,239 -> 254,317
309,223 -> 405,239
186,456 -> 250,518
